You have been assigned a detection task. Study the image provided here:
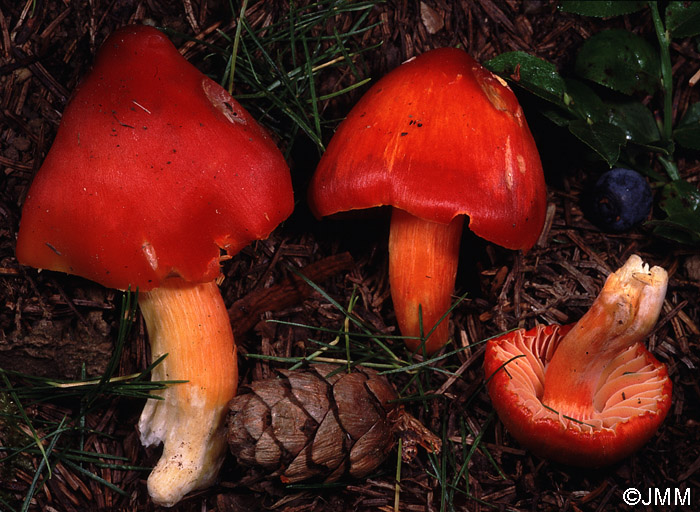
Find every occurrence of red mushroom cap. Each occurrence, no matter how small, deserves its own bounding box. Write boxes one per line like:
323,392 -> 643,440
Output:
308,47 -> 546,250
16,25 -> 293,290
484,323 -> 672,467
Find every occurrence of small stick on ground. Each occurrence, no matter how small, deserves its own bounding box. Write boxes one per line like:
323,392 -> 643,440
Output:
229,252 -> 354,338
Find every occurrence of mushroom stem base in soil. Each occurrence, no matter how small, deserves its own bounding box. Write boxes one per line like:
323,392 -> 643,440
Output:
138,279 -> 237,507
388,208 -> 464,353
484,255 -> 672,467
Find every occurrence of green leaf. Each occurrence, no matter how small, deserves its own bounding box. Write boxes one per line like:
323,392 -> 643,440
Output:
484,51 -> 567,107
540,107 -> 572,127
605,101 -> 660,145
651,180 -> 700,245
666,1 -> 700,38
575,29 -> 661,95
567,119 -> 627,166
650,218 -> 700,245
660,180 -> 700,217
633,138 -> 673,157
559,0 -> 646,17
673,102 -> 700,150
658,154 -> 681,181
563,78 -> 607,122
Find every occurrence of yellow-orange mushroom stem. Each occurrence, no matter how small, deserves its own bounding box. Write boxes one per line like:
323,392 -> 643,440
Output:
388,208 -> 464,353
542,255 -> 668,419
138,279 -> 237,507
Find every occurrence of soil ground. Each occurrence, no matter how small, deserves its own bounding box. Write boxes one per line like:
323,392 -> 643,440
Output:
1,1 -> 699,511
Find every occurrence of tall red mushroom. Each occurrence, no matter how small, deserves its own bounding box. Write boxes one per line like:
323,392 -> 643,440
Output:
16,25 -> 294,506
308,48 -> 546,354
483,255 -> 671,466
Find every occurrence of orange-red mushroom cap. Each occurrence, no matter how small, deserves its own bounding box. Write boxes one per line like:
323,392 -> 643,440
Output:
484,323 -> 672,467
308,47 -> 546,250
16,25 -> 293,291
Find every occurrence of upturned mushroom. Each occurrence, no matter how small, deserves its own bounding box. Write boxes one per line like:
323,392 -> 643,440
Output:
483,255 -> 672,466
16,25 -> 294,506
308,48 -> 546,354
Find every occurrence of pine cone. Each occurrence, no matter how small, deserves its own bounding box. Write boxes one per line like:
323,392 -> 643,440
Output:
226,364 -> 439,483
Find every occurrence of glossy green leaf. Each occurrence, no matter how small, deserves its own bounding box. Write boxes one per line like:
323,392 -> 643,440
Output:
660,180 -> 700,216
575,29 -> 661,95
567,119 -> 627,166
633,139 -> 673,157
484,51 -> 567,106
605,101 -> 660,145
651,180 -> 700,244
564,78 -> 607,122
666,1 -> 700,38
559,1 -> 646,17
540,107 -> 572,127
673,102 -> 700,150
650,218 -> 700,245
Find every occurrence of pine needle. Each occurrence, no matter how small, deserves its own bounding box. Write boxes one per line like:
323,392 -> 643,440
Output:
227,0 -> 249,94
394,437 -> 402,512
0,290 -> 173,507
217,0 -> 379,152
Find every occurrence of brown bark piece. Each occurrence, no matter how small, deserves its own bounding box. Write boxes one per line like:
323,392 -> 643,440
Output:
229,253 -> 354,338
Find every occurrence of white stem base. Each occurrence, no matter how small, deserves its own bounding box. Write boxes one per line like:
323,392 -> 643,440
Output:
138,279 -> 237,507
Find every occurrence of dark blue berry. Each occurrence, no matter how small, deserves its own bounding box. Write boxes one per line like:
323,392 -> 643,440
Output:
585,168 -> 652,233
